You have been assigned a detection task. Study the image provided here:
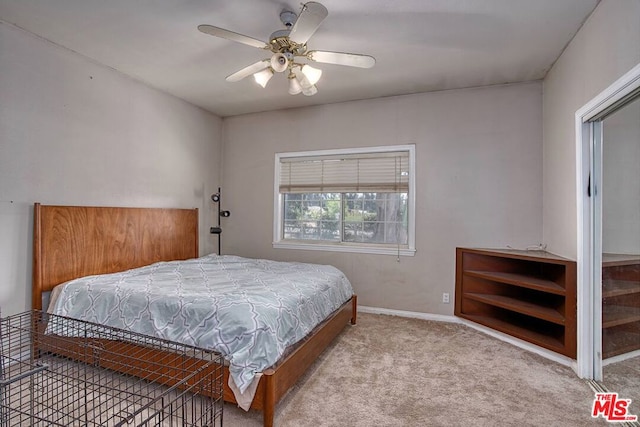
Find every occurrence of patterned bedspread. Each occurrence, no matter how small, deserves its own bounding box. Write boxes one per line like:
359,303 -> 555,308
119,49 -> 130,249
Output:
49,254 -> 353,397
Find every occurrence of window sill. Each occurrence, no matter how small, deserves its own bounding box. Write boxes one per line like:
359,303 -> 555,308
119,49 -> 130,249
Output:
272,241 -> 416,256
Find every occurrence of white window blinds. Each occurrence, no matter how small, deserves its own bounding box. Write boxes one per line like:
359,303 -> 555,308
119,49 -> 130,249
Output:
279,150 -> 410,193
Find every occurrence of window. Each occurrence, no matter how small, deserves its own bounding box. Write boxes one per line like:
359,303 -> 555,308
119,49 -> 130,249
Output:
273,145 -> 415,256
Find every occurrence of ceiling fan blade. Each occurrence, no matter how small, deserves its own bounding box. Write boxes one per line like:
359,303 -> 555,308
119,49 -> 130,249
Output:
226,60 -> 270,82
307,51 -> 376,68
198,24 -> 268,50
289,2 -> 328,45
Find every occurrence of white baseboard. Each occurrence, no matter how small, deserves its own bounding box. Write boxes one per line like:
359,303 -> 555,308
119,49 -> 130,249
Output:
603,349 -> 640,366
358,305 -> 461,324
358,305 -> 575,370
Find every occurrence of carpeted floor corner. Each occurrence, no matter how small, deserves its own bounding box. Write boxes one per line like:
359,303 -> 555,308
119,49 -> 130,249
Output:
604,356 -> 640,419
224,313 -> 631,426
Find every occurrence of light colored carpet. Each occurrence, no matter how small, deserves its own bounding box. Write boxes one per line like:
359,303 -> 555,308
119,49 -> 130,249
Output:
224,313 -> 615,426
605,356 -> 640,419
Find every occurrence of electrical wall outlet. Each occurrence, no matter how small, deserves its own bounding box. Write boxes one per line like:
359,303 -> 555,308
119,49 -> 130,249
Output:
442,293 -> 450,304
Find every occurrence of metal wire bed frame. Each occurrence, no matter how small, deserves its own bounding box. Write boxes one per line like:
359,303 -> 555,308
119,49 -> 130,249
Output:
0,310 -> 224,426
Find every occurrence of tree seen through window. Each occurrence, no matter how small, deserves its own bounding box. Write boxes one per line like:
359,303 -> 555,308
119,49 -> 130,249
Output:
283,192 -> 408,244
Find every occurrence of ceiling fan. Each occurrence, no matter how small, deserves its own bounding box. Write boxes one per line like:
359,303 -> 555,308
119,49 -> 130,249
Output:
198,1 -> 375,96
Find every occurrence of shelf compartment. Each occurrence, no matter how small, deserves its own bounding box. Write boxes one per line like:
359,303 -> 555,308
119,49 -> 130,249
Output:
460,306 -> 566,354
602,264 -> 640,282
602,324 -> 640,359
603,253 -> 640,267
601,256 -> 640,357
603,280 -> 640,298
602,305 -> 640,328
465,270 -> 565,295
464,293 -> 565,325
461,249 -> 571,288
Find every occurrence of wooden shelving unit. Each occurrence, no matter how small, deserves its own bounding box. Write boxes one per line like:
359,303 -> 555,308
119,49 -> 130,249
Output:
455,248 -> 577,358
602,253 -> 640,359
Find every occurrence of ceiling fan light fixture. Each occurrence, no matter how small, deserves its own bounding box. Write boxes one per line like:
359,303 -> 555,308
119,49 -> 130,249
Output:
288,74 -> 302,95
253,68 -> 274,88
270,53 -> 289,73
293,67 -> 313,90
302,84 -> 318,96
300,64 -> 322,85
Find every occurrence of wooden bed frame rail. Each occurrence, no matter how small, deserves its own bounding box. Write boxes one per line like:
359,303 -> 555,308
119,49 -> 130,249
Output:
32,203 -> 357,427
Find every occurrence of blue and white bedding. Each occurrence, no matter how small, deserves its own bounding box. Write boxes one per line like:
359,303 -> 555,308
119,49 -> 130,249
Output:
48,254 -> 353,407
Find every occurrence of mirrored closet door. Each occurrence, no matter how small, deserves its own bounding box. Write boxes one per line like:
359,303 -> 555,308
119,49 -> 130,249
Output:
596,92 -> 640,396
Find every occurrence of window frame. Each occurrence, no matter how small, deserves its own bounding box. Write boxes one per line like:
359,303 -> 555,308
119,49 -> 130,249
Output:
273,145 -> 416,256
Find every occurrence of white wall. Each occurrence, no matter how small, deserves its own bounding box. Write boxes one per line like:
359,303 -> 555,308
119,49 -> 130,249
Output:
0,22 -> 223,315
542,0 -> 640,259
221,82 -> 543,315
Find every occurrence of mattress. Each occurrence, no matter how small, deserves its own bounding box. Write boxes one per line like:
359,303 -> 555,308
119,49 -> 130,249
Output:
48,254 -> 353,408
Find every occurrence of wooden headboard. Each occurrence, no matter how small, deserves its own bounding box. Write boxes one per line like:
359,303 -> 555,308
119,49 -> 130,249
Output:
32,203 -> 199,310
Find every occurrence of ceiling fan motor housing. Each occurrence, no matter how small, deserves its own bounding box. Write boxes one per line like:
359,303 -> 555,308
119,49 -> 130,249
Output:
270,9 -> 305,56
280,10 -> 297,28
269,30 -> 305,57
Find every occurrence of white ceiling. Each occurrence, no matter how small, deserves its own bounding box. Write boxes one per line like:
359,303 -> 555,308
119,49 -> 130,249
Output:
0,0 -> 599,117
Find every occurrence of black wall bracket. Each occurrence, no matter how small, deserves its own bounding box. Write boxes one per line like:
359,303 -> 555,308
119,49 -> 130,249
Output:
210,187 -> 230,254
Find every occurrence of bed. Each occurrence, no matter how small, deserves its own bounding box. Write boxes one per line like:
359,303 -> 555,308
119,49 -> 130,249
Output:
32,203 -> 357,427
